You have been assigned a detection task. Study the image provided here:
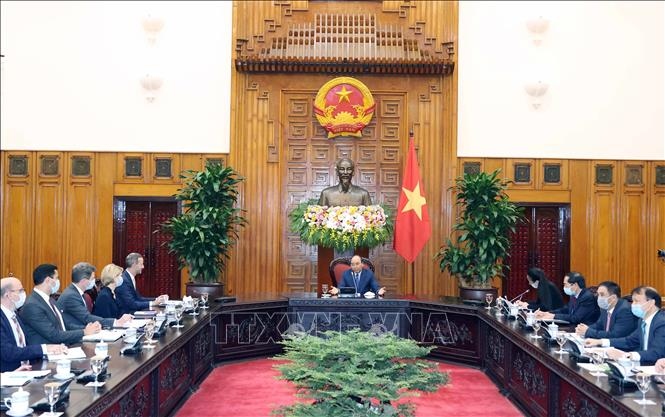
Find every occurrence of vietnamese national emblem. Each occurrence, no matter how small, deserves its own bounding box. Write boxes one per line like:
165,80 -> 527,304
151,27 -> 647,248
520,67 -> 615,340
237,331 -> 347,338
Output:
313,77 -> 375,139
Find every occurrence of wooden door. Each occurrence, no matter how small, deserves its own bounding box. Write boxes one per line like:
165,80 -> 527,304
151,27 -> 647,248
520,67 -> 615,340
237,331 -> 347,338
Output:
504,205 -> 570,300
113,199 -> 180,299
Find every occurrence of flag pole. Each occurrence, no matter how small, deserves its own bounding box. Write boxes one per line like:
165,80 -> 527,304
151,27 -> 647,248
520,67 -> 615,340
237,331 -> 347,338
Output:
408,128 -> 415,296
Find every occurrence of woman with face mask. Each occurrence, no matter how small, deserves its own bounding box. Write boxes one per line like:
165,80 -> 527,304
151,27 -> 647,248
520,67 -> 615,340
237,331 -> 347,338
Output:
92,264 -> 127,320
517,267 -> 564,312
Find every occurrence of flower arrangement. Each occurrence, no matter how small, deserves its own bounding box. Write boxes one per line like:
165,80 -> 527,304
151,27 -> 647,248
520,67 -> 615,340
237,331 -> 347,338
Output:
289,199 -> 393,252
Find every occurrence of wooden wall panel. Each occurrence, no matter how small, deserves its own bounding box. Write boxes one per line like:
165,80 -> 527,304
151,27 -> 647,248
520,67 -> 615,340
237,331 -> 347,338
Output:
34,152 -> 65,274
1,152 -> 35,290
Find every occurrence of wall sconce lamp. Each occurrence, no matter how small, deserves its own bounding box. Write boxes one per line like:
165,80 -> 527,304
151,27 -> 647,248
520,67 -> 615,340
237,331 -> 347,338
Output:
142,14 -> 164,45
526,16 -> 549,45
140,74 -> 163,102
524,81 -> 548,109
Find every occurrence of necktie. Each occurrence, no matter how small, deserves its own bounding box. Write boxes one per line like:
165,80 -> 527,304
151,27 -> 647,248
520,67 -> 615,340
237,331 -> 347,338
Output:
570,296 -> 577,313
11,314 -> 26,347
640,321 -> 647,350
48,297 -> 66,331
354,272 -> 360,289
605,311 -> 612,332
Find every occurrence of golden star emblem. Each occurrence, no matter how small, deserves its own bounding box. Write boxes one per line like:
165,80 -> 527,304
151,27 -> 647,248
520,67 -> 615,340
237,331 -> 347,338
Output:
401,182 -> 427,220
335,86 -> 352,103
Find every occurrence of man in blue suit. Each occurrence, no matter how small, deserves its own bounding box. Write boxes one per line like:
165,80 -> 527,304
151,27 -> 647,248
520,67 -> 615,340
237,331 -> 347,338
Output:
536,272 -> 599,325
575,281 -> 637,339
330,255 -> 385,297
1,276 -> 66,372
57,262 -> 132,329
115,253 -> 167,315
586,286 -> 665,365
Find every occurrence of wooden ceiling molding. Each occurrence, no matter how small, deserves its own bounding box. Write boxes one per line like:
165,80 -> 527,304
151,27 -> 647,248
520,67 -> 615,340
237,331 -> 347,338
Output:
235,2 -> 455,75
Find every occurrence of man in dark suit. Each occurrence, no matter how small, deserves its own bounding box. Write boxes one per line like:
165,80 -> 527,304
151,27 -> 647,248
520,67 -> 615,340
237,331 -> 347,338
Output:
19,264 -> 101,345
586,286 -> 665,365
575,281 -> 637,339
535,272 -> 599,325
1,276 -> 67,372
57,262 -> 132,330
115,253 -> 168,315
330,255 -> 385,296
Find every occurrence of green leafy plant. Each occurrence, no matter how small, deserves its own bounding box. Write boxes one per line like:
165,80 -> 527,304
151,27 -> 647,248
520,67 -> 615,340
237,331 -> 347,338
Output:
272,329 -> 448,417
289,199 -> 393,252
436,169 -> 523,289
161,162 -> 247,283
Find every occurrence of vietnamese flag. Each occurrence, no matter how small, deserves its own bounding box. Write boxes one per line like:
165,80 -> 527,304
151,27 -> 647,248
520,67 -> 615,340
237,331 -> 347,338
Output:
393,135 -> 431,263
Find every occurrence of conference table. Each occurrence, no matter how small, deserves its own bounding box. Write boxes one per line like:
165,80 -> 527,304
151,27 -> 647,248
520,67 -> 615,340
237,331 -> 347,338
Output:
1,294 -> 663,417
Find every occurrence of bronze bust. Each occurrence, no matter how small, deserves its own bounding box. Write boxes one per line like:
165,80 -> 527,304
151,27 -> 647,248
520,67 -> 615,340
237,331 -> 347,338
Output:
318,158 -> 372,206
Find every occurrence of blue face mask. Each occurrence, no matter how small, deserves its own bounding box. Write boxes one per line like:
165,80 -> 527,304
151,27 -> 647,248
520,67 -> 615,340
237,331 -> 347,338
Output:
631,303 -> 646,318
86,279 -> 95,291
563,286 -> 574,296
51,278 -> 60,295
115,276 -> 124,287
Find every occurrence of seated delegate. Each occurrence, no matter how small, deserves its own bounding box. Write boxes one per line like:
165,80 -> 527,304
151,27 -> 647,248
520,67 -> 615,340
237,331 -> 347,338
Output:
575,281 -> 637,339
535,272 -> 599,325
515,267 -> 564,312
585,286 -> 665,365
329,255 -> 385,297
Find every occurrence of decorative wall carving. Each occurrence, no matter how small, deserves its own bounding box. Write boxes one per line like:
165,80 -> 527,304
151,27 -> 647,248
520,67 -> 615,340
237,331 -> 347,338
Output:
8,156 -> 28,176
595,164 -> 613,185
72,156 -> 91,177
561,394 -> 599,417
40,155 -> 59,176
512,351 -> 547,397
486,328 -> 504,364
544,163 -> 561,184
125,157 -> 142,177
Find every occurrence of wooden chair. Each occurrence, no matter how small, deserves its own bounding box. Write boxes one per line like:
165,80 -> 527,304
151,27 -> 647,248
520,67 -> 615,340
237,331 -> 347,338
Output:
329,257 -> 375,287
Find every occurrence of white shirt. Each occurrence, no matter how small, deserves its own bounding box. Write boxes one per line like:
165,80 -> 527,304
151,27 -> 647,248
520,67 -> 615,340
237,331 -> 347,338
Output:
1,304 -> 47,354
601,308 -> 657,361
34,288 -> 67,331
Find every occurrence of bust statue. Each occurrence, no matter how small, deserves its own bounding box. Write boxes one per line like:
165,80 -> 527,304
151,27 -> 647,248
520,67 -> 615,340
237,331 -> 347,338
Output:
318,158 -> 372,206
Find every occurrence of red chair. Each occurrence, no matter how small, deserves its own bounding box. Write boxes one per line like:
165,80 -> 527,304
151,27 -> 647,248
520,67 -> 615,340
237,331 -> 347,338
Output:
329,257 -> 375,287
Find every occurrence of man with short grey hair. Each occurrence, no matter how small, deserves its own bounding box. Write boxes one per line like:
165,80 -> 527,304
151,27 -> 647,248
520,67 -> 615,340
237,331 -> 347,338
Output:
57,262 -> 132,329
1,276 -> 67,372
116,253 -> 168,314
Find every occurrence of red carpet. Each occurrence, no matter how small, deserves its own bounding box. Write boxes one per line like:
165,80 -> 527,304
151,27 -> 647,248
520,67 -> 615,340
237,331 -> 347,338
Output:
176,358 -> 524,417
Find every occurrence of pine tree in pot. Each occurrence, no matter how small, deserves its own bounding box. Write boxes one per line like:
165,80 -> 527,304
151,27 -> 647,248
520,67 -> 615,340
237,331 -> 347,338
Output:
161,161 -> 246,299
436,169 -> 523,303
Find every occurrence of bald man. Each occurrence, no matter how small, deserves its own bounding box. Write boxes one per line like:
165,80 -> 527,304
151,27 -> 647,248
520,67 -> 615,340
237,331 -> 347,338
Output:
330,255 -> 385,297
1,277 -> 67,372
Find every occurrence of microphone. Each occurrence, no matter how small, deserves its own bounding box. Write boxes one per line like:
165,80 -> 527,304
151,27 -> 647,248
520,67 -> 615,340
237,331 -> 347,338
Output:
510,289 -> 530,303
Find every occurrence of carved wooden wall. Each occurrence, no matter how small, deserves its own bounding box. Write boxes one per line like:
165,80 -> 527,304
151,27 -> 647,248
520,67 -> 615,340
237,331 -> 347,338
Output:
0,151 -> 227,294
458,158 -> 665,293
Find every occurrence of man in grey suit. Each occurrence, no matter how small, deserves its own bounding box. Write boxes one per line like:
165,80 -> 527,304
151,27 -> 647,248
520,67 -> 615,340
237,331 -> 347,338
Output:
20,264 -> 100,345
57,262 -> 133,330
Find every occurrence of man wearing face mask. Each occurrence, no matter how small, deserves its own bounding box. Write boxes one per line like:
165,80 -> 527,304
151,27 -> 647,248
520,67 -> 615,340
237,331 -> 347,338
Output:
535,272 -> 599,325
575,281 -> 637,339
19,264 -> 101,345
585,286 -> 665,365
1,277 -> 67,372
516,267 -> 564,312
56,262 -> 132,329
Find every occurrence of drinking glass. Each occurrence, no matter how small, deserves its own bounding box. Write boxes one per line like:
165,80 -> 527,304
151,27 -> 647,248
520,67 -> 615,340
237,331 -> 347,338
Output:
200,292 -> 209,309
44,382 -> 61,416
173,305 -> 184,328
635,373 -> 651,404
590,351 -> 605,378
321,284 -> 329,296
90,357 -> 104,387
485,293 -> 494,310
530,320 -> 542,339
143,320 -> 156,348
555,333 -> 569,355
189,298 -> 200,316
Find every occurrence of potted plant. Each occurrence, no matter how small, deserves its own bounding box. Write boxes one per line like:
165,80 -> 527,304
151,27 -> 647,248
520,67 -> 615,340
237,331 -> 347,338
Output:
161,161 -> 247,298
436,169 -> 523,302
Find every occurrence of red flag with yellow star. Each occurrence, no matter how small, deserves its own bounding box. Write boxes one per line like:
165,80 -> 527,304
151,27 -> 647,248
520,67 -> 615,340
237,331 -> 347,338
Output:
393,136 -> 431,263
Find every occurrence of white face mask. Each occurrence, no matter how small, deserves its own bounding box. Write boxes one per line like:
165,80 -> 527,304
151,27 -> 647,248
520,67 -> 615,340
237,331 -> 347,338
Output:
115,275 -> 124,287
529,281 -> 539,289
85,278 -> 95,291
14,291 -> 26,310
